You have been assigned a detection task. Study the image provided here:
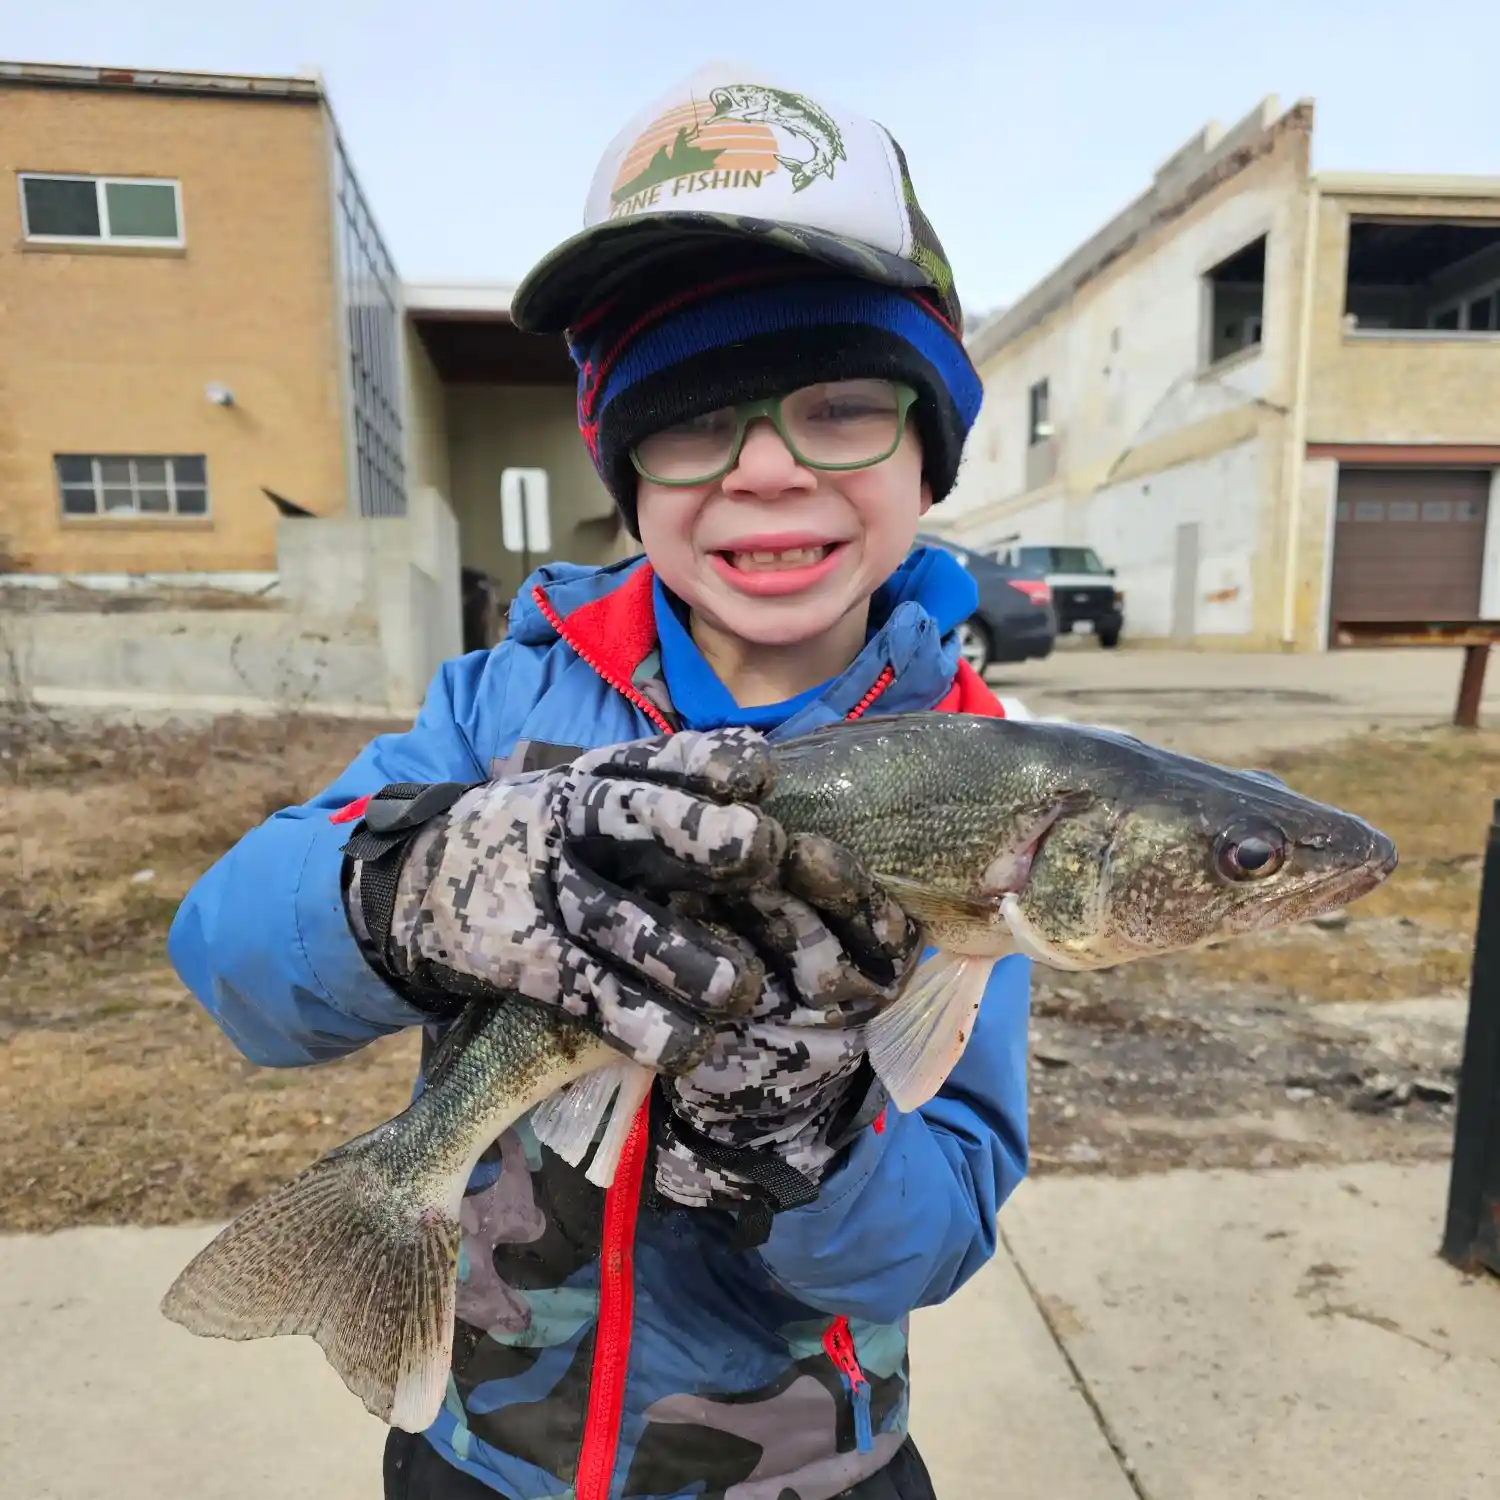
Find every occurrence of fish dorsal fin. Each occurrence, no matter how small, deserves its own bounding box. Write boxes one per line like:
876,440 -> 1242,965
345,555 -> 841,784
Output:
864,951 -> 996,1114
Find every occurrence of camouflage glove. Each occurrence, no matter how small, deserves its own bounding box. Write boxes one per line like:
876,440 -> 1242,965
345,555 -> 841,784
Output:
650,833 -> 922,1219
339,730 -> 786,1074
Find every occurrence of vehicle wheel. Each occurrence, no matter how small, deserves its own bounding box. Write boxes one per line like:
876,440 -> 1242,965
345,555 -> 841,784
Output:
956,618 -> 992,674
1099,629 -> 1121,650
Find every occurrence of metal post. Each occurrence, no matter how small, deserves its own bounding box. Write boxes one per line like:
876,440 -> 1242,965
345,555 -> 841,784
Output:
520,475 -> 531,585
1441,797 -> 1500,1274
1456,643 -> 1489,729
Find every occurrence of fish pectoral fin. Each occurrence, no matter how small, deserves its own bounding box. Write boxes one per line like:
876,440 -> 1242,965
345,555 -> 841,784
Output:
530,1057 -> 655,1188
878,874 -> 1001,928
159,1138 -> 460,1434
864,951 -> 995,1114
586,1060 -> 655,1188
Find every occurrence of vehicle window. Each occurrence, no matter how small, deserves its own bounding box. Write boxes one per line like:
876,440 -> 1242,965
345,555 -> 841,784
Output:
1020,546 -> 1107,573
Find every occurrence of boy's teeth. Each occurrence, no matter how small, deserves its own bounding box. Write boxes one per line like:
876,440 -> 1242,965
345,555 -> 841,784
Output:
731,546 -> 828,570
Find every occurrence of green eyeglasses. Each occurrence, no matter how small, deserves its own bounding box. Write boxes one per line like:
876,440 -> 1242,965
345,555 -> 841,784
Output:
629,379 -> 920,487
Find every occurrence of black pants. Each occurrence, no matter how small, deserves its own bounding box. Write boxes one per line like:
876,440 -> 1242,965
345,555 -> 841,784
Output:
384,1429 -> 938,1500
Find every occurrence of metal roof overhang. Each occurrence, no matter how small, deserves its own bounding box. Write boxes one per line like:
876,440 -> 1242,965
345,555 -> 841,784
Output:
404,281 -> 575,386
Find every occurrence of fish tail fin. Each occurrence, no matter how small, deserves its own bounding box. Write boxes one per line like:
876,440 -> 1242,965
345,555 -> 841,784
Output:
865,953 -> 995,1113
531,1057 -> 655,1188
160,1139 -> 458,1433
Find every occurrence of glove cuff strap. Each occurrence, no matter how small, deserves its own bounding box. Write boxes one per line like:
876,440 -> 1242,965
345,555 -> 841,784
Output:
648,1086 -> 820,1251
337,780 -> 479,1014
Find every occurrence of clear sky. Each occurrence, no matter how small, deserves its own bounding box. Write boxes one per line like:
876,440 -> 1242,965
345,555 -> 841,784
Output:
8,0 -> 1497,319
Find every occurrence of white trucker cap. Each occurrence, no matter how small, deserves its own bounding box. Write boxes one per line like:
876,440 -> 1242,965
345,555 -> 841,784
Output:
510,60 -> 964,335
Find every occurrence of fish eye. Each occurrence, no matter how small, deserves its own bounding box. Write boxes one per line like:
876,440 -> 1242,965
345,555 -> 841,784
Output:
1214,824 -> 1288,882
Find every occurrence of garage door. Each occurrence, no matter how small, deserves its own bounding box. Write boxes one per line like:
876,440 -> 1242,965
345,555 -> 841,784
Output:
1328,468 -> 1491,626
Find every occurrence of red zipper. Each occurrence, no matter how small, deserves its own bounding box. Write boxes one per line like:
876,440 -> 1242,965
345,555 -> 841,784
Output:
542,578 -> 896,1499
531,585 -> 674,735
574,1096 -> 651,1500
822,1315 -> 875,1453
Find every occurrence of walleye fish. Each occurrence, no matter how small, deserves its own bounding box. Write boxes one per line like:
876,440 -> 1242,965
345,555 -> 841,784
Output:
161,713 -> 1396,1432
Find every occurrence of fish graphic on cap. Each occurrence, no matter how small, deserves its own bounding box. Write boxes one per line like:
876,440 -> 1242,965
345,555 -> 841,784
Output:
700,83 -> 848,192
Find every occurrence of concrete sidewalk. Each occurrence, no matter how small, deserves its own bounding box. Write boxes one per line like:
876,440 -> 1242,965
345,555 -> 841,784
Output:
993,1161 -> 1500,1500
3,1162 -> 1497,1499
987,642 -> 1500,758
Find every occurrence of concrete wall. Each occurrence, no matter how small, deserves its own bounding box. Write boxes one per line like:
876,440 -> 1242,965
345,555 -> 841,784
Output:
277,486 -> 462,709
3,600 -> 392,716
1306,193 -> 1500,443
0,82 -> 347,575
445,386 -> 623,602
1295,456 -> 1341,651
945,100 -> 1315,647
6,488 -> 463,717
1072,439 -> 1264,640
402,324 -> 453,501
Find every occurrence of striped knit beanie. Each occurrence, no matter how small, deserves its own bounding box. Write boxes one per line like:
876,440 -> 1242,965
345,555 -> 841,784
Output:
566,248 -> 985,538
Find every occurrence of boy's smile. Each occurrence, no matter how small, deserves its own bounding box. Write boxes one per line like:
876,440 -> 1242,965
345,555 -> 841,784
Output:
708,533 -> 848,596
637,413 -> 933,695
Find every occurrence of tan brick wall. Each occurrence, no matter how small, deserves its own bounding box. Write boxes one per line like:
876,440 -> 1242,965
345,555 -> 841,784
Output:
0,84 -> 348,573
1306,193 -> 1500,442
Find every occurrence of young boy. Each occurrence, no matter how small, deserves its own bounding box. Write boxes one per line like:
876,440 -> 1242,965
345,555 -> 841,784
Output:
169,62 -> 1032,1500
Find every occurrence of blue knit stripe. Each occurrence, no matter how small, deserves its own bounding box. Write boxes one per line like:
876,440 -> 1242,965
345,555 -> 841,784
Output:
586,282 -> 982,428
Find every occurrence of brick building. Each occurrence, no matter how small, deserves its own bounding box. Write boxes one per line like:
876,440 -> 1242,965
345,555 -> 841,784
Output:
1,60 -> 631,647
1,60 -> 409,581
945,97 -> 1500,651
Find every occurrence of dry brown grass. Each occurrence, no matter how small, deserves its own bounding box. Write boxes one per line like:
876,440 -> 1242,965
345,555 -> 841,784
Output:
1,715 -> 1495,1231
1255,727 -> 1500,927
0,712 -> 420,1232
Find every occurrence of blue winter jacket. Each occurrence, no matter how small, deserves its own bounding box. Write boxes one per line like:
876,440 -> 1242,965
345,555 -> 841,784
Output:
168,546 -> 1032,1500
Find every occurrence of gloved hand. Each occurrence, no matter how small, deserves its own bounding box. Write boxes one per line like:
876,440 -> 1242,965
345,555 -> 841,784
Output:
339,729 -> 787,1075
649,832 -> 923,1215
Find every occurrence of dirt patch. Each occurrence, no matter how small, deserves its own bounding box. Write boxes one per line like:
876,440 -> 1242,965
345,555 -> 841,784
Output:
0,710 -> 422,1232
1,713 -> 1492,1230
1025,724 -> 1497,1175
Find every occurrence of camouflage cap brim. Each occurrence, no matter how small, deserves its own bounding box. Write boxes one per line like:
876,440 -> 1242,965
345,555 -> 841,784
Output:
510,211 -> 960,336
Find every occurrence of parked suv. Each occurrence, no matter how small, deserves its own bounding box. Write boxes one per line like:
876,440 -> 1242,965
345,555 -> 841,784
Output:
914,533 -> 1056,673
987,543 -> 1124,648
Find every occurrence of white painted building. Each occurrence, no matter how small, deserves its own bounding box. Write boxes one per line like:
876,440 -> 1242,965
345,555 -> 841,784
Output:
942,97 -> 1500,651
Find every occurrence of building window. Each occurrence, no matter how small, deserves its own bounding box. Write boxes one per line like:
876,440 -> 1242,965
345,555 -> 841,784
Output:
1027,379 -> 1051,446
1205,236 -> 1266,364
1344,218 -> 1500,332
55,455 -> 208,518
20,174 -> 183,246
330,132 -> 407,518
1427,284 -> 1500,332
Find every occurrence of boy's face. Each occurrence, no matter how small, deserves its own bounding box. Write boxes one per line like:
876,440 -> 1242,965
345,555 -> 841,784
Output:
635,411 -> 933,649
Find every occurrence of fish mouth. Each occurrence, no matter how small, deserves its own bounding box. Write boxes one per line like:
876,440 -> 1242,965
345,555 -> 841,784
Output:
1317,828 -> 1398,905
1235,829 -> 1398,933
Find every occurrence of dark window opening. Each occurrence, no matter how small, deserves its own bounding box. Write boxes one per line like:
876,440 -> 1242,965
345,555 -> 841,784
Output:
1344,218 -> 1500,332
22,177 -> 100,237
1027,379 -> 1050,446
1206,236 -> 1266,364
